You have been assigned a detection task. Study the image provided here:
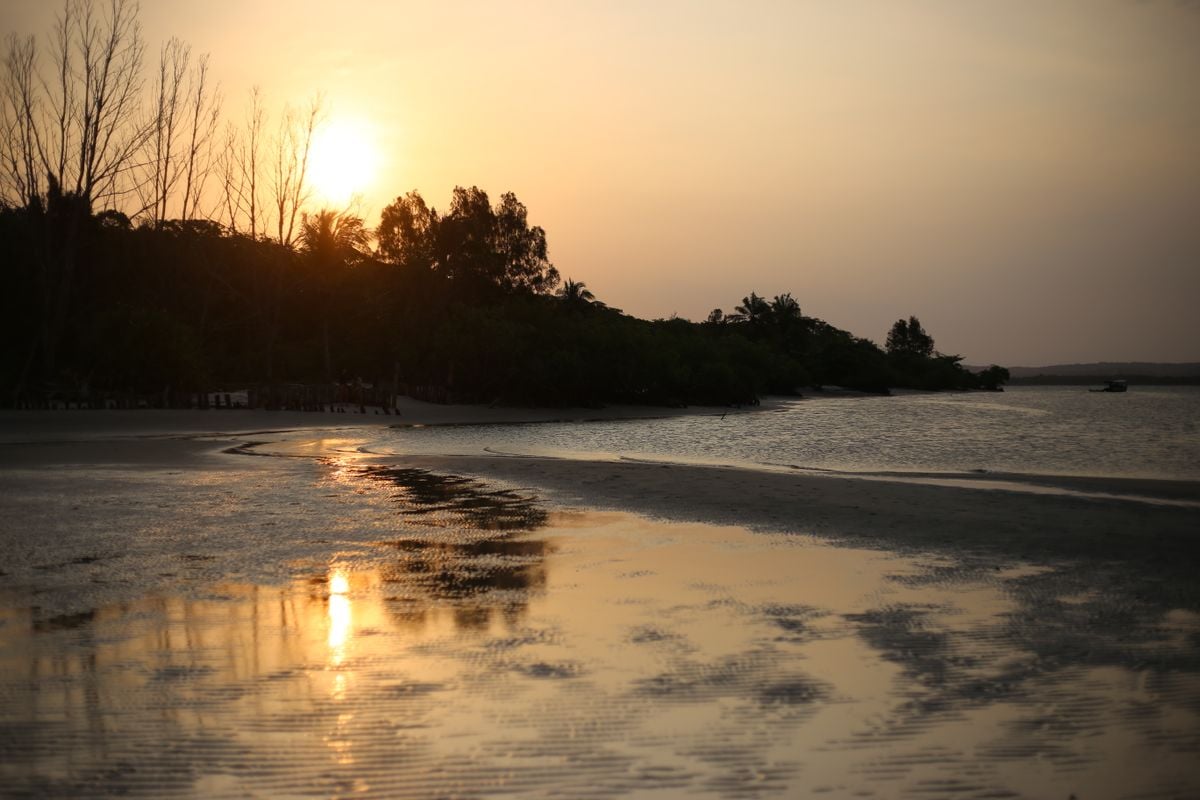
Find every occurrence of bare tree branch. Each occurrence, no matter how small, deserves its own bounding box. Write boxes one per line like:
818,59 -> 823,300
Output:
271,93 -> 323,246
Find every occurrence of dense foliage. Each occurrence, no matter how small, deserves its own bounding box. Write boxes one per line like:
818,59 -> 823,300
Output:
0,3 -> 1006,409
0,184 -> 1005,409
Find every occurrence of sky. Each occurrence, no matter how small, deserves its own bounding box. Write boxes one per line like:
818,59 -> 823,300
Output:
4,0 -> 1199,366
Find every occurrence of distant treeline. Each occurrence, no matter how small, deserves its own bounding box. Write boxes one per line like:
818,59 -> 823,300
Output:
1004,362 -> 1200,379
0,185 -> 1007,409
1008,375 -> 1200,387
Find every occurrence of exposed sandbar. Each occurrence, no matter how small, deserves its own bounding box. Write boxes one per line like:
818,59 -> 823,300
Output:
391,452 -> 1200,601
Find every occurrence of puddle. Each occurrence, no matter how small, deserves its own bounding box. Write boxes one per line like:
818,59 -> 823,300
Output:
1,457 -> 1198,798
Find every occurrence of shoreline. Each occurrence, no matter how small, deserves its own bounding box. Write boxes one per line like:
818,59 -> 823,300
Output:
6,407 -> 1196,598
4,420 -> 1195,616
3,403 -> 1198,562
4,402 -> 1199,503
0,396 -> 753,443
3,401 -> 1199,798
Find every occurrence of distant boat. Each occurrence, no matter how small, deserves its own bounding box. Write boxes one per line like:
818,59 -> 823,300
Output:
1090,379 -> 1128,393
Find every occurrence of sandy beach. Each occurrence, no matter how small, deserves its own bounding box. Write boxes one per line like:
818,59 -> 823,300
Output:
1,406 -> 1198,798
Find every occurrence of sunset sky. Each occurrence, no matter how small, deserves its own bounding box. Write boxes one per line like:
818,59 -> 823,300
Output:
4,0 -> 1198,366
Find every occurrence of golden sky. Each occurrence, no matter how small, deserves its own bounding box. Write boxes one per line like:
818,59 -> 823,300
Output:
5,0 -> 1198,365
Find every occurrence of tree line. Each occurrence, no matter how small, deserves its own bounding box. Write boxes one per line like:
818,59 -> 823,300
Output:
0,1 -> 1007,409
0,180 -> 1007,408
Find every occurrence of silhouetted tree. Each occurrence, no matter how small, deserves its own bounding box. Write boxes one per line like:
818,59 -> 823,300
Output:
299,208 -> 369,380
379,186 -> 559,297
558,278 -> 597,309
430,187 -> 559,295
493,191 -> 559,294
886,316 -> 935,359
975,365 -> 1010,390
377,190 -> 437,270
133,37 -> 221,226
177,51 -> 221,222
270,95 -> 323,246
881,316 -> 981,389
211,89 -> 325,244
2,0 -> 157,394
299,208 -> 368,267
10,175 -> 95,396
434,185 -> 495,288
216,88 -> 265,238
733,292 -> 770,326
770,293 -> 801,324
0,0 -> 150,210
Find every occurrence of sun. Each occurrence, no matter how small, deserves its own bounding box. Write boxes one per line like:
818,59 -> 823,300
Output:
307,118 -> 379,206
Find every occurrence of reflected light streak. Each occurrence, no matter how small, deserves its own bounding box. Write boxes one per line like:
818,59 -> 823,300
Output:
328,569 -> 351,669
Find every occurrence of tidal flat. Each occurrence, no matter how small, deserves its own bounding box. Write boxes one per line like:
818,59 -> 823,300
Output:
1,414 -> 1198,798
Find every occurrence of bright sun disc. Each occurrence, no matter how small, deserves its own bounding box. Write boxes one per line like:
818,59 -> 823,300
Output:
308,119 -> 378,206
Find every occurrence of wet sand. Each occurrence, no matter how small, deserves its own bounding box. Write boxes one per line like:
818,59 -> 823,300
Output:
1,413 -> 1198,798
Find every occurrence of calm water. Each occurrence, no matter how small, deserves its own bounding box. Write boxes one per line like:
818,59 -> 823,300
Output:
4,452 -> 1198,798
375,386 -> 1200,481
2,392 -> 1198,797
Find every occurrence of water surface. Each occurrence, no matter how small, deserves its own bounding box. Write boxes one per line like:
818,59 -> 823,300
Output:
374,386 -> 1200,481
2,447 -> 1198,798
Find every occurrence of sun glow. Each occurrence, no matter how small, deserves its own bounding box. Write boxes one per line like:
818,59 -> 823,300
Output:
307,118 -> 379,206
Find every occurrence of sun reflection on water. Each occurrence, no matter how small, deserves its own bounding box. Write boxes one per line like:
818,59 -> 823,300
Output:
0,505 -> 1196,799
328,568 -> 352,670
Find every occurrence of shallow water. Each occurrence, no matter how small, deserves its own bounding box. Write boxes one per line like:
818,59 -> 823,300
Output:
373,386 -> 1200,481
2,444 -> 1198,798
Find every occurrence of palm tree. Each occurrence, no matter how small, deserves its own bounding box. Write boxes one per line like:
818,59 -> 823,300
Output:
298,209 -> 370,268
770,293 -> 801,322
298,209 -> 371,380
558,278 -> 599,309
733,292 -> 770,325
